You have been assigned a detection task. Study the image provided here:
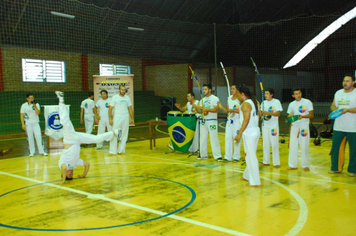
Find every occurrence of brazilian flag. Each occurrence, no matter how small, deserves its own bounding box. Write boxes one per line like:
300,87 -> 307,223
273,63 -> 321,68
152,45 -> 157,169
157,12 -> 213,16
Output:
167,115 -> 197,152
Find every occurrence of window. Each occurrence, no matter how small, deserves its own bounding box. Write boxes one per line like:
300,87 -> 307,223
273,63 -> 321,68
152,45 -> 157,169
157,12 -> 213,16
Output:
100,63 -> 131,76
22,58 -> 66,83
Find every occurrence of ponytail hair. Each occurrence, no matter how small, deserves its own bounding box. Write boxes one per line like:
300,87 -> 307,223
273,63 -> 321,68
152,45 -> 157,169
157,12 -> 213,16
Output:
237,86 -> 259,115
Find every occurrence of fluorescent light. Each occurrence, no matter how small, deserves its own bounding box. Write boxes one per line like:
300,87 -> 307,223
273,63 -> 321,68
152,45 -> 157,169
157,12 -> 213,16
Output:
50,11 -> 75,19
128,27 -> 144,32
283,6 -> 356,69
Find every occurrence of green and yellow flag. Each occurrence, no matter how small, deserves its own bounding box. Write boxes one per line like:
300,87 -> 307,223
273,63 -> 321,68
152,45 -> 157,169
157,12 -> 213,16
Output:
167,115 -> 197,152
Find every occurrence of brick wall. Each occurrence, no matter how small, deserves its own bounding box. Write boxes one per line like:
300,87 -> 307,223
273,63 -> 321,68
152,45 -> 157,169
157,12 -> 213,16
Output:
1,46 -> 143,92
146,64 -> 189,104
2,46 -> 82,91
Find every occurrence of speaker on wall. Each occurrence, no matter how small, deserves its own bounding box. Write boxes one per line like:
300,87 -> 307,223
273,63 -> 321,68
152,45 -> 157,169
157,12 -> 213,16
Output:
160,96 -> 176,120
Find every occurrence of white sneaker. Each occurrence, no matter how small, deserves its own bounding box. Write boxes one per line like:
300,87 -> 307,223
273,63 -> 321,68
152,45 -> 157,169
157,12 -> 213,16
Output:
55,91 -> 64,99
29,153 -> 34,157
167,143 -> 174,151
42,152 -> 48,156
113,129 -> 122,140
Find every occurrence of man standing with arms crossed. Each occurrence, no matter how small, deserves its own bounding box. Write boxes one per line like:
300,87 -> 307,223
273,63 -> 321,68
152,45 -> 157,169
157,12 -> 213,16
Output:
261,88 -> 283,168
175,92 -> 200,153
329,75 -> 356,176
95,90 -> 112,150
287,88 -> 314,171
80,92 -> 95,134
193,84 -> 222,160
109,85 -> 134,155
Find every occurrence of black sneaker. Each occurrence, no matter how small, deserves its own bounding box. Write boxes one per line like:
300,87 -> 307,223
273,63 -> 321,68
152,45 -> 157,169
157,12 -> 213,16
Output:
217,157 -> 223,162
233,159 -> 239,162
223,158 -> 229,162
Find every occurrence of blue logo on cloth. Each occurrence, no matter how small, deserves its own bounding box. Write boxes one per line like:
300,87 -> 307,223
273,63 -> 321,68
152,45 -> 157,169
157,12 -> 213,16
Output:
47,111 -> 62,130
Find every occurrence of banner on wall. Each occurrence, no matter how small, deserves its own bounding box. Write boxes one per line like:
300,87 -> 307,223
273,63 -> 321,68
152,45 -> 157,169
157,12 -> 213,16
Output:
44,105 -> 70,140
93,75 -> 134,111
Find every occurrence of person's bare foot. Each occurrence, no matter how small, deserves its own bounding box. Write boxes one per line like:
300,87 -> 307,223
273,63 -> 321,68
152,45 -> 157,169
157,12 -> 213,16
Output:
241,178 -> 249,182
287,167 -> 298,170
303,167 -> 310,171
274,165 -> 280,168
261,163 -> 270,166
246,183 -> 261,187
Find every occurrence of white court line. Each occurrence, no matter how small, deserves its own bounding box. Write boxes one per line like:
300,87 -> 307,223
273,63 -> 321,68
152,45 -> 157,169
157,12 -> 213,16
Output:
128,153 -> 308,236
0,170 -> 251,236
129,153 -> 356,186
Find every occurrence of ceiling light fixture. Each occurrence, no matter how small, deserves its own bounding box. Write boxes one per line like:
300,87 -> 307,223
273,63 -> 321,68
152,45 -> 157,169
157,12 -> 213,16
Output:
50,11 -> 75,19
283,6 -> 356,69
128,27 -> 144,32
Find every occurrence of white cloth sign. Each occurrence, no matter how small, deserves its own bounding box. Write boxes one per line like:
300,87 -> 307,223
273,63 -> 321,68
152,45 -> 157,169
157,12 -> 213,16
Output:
44,105 -> 70,140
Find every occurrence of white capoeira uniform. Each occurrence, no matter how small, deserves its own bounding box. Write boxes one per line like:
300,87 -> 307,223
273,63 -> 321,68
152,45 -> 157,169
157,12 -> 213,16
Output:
109,94 -> 132,154
200,94 -> 221,159
241,99 -> 261,186
96,98 -> 112,149
80,98 -> 95,134
187,100 -> 200,153
261,98 -> 283,166
20,102 -> 45,155
287,98 -> 314,168
225,96 -> 241,161
58,103 -> 114,170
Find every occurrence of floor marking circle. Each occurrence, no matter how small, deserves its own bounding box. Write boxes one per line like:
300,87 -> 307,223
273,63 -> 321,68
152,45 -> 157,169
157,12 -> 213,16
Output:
0,175 -> 196,232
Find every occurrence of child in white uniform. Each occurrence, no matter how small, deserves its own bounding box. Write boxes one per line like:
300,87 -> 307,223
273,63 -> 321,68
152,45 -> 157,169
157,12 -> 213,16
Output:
95,90 -> 112,149
56,91 -> 121,184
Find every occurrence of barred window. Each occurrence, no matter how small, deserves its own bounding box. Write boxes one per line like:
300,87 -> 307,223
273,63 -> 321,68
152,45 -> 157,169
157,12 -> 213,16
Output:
99,63 -> 131,75
22,58 -> 66,83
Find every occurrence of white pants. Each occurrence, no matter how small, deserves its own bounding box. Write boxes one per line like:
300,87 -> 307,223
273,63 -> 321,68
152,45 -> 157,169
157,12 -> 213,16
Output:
242,135 -> 261,186
188,119 -> 199,153
84,115 -> 94,134
288,125 -> 310,168
96,120 -> 112,148
109,115 -> 129,154
25,122 -> 45,155
60,103 -> 114,145
225,120 -> 241,161
262,125 -> 280,166
200,119 -> 221,159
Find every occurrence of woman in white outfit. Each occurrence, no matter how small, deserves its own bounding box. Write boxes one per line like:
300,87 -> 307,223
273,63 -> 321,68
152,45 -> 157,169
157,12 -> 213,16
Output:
234,86 -> 261,187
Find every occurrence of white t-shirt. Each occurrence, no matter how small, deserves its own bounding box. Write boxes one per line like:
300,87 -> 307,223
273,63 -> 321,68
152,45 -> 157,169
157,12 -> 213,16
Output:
186,100 -> 201,117
334,89 -> 356,132
287,98 -> 313,127
96,98 -> 111,122
228,95 -> 241,122
20,102 -> 40,124
200,94 -> 219,120
111,94 -> 132,116
58,144 -> 84,170
240,99 -> 260,136
80,98 -> 95,117
262,98 -> 283,127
